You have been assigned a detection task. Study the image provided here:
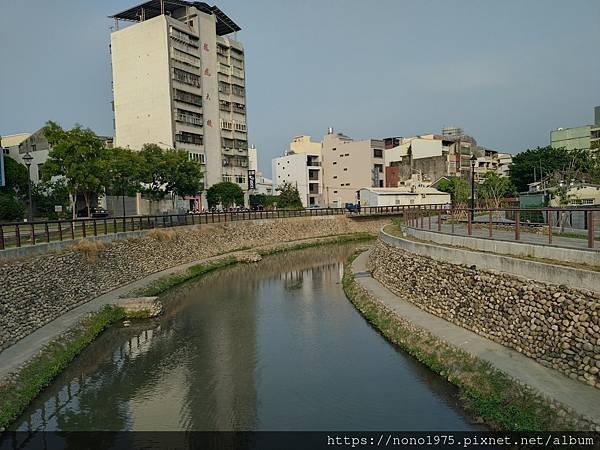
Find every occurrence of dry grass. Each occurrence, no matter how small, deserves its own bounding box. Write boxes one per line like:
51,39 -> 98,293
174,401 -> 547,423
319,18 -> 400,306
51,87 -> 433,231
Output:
73,239 -> 106,263
147,228 -> 177,241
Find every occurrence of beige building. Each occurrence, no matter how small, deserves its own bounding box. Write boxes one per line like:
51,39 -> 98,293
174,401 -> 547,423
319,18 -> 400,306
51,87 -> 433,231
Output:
321,129 -> 385,207
110,0 -> 248,199
359,181 -> 451,207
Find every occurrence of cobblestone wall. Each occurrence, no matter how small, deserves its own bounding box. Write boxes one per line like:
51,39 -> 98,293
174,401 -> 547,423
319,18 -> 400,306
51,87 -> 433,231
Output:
0,216 -> 387,351
369,241 -> 600,389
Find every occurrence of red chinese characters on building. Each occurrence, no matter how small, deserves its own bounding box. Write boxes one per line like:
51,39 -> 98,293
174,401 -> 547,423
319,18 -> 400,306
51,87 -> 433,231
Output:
206,119 -> 213,128
203,43 -> 209,52
204,68 -> 211,76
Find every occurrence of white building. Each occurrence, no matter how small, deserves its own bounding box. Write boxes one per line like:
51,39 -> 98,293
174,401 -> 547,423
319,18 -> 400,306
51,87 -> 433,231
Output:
248,145 -> 273,196
272,151 -> 322,208
110,0 -> 248,203
359,176 -> 450,207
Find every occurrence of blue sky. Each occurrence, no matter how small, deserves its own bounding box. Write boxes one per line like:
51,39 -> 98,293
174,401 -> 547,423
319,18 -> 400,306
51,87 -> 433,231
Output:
1,0 -> 599,175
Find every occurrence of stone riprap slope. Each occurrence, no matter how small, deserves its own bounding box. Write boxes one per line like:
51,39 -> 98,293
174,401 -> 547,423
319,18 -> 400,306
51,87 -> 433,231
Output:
0,216 -> 387,351
369,241 -> 600,390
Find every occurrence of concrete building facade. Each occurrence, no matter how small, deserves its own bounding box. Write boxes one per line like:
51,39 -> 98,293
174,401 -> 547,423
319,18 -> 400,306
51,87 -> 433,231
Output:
110,1 -> 248,199
321,130 -> 385,207
272,152 -> 322,207
550,106 -> 600,152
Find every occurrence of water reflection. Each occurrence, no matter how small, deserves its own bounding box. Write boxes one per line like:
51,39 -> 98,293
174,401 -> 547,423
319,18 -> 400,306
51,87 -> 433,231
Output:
8,244 -> 480,437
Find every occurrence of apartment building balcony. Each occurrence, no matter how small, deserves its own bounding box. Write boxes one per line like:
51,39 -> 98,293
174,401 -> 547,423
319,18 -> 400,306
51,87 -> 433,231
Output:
307,160 -> 321,167
170,28 -> 199,47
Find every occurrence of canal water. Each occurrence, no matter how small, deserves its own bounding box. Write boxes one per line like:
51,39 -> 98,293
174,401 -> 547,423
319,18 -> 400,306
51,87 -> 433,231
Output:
9,244 -> 480,432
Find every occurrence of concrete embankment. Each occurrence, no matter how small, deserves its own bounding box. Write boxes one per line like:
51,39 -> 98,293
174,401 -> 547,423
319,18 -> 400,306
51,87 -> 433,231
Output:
374,230 -> 600,391
348,250 -> 600,431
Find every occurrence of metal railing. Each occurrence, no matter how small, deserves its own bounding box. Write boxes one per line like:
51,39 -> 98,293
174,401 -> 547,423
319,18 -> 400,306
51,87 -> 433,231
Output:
402,205 -> 600,249
0,206 -> 408,251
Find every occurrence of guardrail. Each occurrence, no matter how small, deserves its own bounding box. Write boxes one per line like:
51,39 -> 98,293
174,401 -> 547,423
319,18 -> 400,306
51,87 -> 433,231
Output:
402,205 -> 600,249
0,206 -> 409,251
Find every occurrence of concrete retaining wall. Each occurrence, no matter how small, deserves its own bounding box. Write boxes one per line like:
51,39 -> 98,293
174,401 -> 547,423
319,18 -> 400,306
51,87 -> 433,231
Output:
404,227 -> 599,267
382,229 -> 600,293
369,239 -> 600,390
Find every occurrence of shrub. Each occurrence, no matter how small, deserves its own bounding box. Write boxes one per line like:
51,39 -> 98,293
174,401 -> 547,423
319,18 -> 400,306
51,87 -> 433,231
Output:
0,193 -> 25,221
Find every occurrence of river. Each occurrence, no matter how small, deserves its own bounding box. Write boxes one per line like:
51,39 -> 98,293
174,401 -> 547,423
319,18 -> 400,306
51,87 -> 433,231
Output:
9,244 -> 480,433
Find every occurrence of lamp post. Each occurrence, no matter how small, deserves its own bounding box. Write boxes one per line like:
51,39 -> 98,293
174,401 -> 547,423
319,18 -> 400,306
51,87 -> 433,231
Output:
22,151 -> 34,222
470,154 -> 477,222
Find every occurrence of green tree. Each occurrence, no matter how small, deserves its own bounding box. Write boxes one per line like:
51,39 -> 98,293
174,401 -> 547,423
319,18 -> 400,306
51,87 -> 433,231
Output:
101,147 -> 143,216
0,193 -> 24,221
509,146 -> 572,192
41,121 -> 108,218
32,179 -> 70,219
478,171 -> 517,209
275,182 -> 303,209
206,182 -> 244,209
250,193 -> 278,209
164,150 -> 203,209
0,156 -> 29,200
436,176 -> 470,206
138,144 -> 169,208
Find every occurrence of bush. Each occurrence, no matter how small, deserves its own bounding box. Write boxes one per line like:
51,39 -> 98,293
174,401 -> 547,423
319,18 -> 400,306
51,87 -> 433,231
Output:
0,193 -> 25,221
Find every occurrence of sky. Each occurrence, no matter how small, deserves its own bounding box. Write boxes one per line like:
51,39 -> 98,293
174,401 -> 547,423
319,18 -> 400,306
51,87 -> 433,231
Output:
1,0 -> 599,176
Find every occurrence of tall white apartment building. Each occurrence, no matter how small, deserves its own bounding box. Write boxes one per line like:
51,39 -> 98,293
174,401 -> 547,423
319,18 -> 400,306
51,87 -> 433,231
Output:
110,1 -> 248,201
272,136 -> 323,207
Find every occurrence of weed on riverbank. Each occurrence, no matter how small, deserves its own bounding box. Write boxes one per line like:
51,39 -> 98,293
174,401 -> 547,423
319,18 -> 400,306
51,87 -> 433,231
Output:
342,251 -> 580,431
0,305 -> 125,430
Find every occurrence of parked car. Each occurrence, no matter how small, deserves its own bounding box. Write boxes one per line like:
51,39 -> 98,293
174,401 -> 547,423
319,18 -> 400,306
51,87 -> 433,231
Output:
77,206 -> 110,218
345,203 -> 361,213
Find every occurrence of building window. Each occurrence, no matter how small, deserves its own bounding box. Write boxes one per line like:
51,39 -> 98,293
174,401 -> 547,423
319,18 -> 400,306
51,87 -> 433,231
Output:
333,190 -> 338,194
173,68 -> 201,87
373,149 -> 383,158
343,168 -> 347,171
174,89 -> 202,106
333,176 -> 337,179
345,153 -> 349,156
176,131 -> 203,145
235,174 -> 246,184
175,108 -> 203,126
374,164 -> 383,173
222,174 -> 232,182
332,148 -> 336,151
333,161 -> 337,165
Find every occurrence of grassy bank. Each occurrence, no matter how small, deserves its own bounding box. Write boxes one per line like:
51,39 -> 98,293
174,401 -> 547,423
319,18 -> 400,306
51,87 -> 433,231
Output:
0,305 -> 125,430
342,251 -> 579,431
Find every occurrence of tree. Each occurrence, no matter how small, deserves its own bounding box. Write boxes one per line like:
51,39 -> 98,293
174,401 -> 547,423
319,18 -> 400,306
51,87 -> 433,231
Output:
138,144 -> 169,209
0,193 -> 24,221
436,177 -> 470,206
510,146 -> 572,192
478,171 -> 517,210
41,121 -> 108,218
206,182 -> 244,209
250,193 -> 278,209
32,179 -> 70,219
0,156 -> 29,200
164,150 -> 203,209
101,147 -> 143,216
275,182 -> 303,209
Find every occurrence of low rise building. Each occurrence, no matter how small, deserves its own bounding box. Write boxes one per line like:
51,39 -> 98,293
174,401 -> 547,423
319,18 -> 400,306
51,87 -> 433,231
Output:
359,176 -> 450,207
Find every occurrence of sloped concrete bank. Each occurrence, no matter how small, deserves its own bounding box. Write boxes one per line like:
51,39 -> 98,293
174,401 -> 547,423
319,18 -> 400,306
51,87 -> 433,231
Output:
346,250 -> 600,431
0,215 -> 388,352
371,232 -> 600,392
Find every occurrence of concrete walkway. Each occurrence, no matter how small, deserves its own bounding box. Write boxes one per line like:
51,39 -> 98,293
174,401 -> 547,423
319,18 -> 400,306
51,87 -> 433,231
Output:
432,221 -> 599,252
351,250 -> 600,427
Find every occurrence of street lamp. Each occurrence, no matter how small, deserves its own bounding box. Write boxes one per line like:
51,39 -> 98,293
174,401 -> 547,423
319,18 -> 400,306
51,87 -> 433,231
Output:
470,154 -> 477,222
22,151 -> 34,222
